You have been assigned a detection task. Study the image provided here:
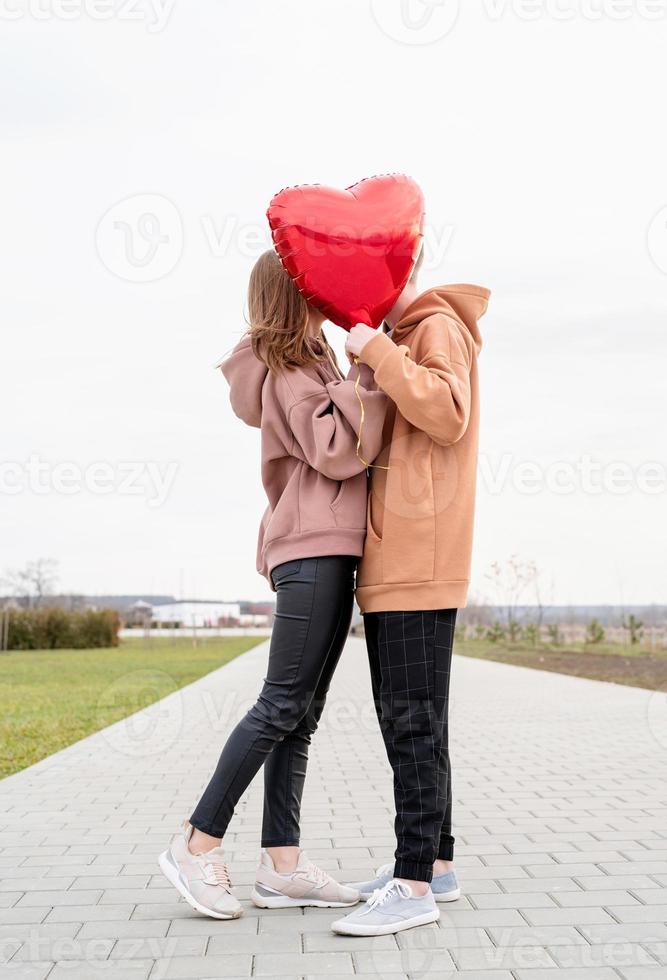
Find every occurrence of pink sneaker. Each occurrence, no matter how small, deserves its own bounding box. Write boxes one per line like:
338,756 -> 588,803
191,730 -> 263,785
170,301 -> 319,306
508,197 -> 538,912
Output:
158,822 -> 242,920
250,849 -> 360,909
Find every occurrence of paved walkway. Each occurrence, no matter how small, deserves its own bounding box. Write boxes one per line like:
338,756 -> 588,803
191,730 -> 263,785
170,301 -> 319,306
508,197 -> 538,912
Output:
1,637 -> 666,980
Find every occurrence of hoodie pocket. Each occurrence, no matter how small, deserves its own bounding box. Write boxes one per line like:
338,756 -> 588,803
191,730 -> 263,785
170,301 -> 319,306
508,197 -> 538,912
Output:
367,491 -> 383,541
330,480 -> 347,513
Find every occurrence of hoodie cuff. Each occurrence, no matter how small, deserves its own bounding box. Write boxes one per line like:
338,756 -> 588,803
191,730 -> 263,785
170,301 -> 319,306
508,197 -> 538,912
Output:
359,330 -> 395,371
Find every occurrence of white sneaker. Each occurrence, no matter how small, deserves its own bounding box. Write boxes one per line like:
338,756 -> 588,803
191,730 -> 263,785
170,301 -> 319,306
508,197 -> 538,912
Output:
158,822 -> 242,920
332,879 -> 439,936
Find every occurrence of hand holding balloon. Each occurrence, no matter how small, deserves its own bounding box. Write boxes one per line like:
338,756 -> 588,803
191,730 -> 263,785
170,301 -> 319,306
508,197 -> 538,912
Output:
346,323 -> 378,360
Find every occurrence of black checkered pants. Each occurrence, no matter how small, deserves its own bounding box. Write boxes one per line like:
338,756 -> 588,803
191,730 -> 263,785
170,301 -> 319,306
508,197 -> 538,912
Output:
364,609 -> 456,883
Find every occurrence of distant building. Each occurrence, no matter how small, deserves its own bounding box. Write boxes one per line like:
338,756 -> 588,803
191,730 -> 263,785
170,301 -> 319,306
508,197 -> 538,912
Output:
125,600 -> 153,627
149,601 -> 242,628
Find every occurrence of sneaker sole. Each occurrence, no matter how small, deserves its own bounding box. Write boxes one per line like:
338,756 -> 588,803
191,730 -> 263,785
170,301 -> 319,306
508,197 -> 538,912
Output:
158,851 -> 242,920
358,888 -> 460,902
435,887 -> 461,903
332,907 -> 440,936
250,887 -> 359,909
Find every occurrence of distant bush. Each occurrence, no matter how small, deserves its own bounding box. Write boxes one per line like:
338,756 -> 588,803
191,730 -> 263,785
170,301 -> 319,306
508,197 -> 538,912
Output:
546,623 -> 562,646
622,614 -> 644,646
585,618 -> 605,645
507,619 -> 522,642
486,622 -> 505,643
5,608 -> 120,650
523,623 -> 540,647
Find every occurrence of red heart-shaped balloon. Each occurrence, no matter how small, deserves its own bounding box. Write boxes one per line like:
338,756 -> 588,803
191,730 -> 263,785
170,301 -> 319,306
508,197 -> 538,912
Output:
267,174 -> 425,331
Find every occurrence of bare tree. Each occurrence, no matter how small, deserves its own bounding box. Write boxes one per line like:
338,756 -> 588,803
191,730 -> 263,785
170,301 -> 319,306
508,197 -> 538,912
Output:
485,556 -> 541,629
2,559 -> 59,608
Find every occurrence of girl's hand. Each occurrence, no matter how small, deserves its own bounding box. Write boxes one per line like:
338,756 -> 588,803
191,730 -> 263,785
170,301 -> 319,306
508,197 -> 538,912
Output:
345,323 -> 377,359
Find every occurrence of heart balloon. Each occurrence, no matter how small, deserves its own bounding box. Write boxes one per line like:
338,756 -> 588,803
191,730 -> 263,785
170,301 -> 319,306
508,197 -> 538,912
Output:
267,174 -> 425,331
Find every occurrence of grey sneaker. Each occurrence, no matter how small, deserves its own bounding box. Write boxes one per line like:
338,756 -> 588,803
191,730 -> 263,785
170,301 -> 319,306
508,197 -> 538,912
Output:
348,862 -> 461,903
158,822 -> 242,920
331,879 -> 439,936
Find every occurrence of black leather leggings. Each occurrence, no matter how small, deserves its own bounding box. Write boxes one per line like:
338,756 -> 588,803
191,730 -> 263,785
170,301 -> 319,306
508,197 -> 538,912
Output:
190,556 -> 356,845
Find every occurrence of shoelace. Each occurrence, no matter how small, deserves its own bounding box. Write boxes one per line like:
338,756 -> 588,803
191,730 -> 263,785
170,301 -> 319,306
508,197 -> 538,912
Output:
201,855 -> 232,890
302,861 -> 329,887
361,879 -> 411,914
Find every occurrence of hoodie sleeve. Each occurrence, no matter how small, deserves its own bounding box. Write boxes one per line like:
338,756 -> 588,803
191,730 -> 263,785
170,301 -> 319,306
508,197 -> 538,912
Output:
284,367 -> 388,480
360,317 -> 471,447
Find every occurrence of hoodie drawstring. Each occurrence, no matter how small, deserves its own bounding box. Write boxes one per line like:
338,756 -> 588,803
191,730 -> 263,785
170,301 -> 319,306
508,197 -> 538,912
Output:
352,357 -> 389,472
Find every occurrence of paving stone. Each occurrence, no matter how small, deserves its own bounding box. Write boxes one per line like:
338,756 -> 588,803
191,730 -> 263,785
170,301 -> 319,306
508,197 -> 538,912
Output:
353,947 -> 456,973
549,944 -> 658,969
469,892 -> 557,909
207,931 -> 300,954
110,936 -> 206,959
487,925 -> 589,946
555,890 -> 643,907
150,954 -> 252,977
78,919 -> 170,939
521,907 -> 615,925
514,971 -> 619,980
0,964 -> 54,980
616,970 -> 667,980
453,945 -> 558,970
48,961 -> 153,980
606,904 -> 667,922
11,936 -> 114,962
253,951 -> 353,974
45,904 -> 134,923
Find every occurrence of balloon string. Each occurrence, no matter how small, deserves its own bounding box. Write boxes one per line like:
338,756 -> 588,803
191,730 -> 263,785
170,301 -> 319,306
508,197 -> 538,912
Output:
353,357 -> 389,472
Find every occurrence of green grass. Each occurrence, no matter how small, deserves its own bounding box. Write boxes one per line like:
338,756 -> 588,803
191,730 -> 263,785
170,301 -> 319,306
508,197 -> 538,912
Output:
456,637 -> 667,691
0,636 -> 264,779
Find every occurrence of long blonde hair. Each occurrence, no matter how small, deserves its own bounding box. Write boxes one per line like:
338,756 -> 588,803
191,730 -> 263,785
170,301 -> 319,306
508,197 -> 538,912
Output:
247,250 -> 339,374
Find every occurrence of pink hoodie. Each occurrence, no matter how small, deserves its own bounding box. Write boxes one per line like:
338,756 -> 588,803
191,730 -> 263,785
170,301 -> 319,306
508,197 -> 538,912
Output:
221,336 -> 387,584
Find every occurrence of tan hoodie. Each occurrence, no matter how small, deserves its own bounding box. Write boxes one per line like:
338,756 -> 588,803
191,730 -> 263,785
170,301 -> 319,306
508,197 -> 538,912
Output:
221,336 -> 387,584
355,285 -> 490,613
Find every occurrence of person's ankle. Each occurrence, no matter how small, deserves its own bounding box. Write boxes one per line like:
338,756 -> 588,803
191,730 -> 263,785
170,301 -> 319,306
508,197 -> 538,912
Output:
266,845 -> 300,873
397,878 -> 430,897
188,828 -> 222,855
433,858 -> 455,876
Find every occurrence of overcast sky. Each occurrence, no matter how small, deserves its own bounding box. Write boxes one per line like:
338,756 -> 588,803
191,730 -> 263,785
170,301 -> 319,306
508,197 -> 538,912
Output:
2,0 -> 666,605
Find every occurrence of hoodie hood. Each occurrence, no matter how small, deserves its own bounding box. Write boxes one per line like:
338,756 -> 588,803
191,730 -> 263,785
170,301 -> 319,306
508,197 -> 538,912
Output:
392,284 -> 490,354
220,334 -> 268,428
